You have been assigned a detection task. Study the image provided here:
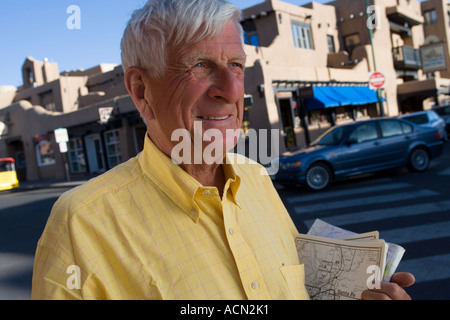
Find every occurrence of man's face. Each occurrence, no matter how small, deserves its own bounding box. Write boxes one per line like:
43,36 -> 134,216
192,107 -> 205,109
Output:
144,20 -> 246,160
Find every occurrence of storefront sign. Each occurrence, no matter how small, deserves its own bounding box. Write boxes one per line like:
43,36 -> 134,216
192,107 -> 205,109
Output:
99,107 -> 114,124
420,42 -> 447,73
54,128 -> 69,143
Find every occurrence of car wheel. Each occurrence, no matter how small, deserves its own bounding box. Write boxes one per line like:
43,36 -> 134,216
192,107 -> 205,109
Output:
305,163 -> 331,191
408,147 -> 430,172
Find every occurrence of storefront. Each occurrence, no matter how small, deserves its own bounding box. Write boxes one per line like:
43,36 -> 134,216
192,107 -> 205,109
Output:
273,81 -> 384,148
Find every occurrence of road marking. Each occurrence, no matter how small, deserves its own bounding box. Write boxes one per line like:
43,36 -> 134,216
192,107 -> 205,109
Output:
303,200 -> 450,229
293,189 -> 439,215
396,253 -> 450,283
439,168 -> 450,176
287,182 -> 410,204
380,221 -> 450,245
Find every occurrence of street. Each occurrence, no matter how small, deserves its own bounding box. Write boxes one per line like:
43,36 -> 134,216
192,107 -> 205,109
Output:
0,143 -> 449,300
276,142 -> 450,300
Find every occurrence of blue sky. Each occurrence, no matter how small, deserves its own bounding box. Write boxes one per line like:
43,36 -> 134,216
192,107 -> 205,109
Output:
0,0 -> 332,87
4,0 -> 417,87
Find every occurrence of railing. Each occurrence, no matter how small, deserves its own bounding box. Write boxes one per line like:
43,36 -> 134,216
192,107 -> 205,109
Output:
393,45 -> 421,70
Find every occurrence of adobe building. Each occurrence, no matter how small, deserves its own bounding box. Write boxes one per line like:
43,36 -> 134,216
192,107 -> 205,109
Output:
240,0 -> 442,152
0,57 -> 145,182
1,0 -> 449,182
416,0 -> 450,107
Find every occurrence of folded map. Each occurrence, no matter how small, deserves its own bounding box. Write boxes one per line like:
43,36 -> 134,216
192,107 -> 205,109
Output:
295,219 -> 405,300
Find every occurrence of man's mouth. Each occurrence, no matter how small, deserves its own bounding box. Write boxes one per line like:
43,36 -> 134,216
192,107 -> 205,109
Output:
199,115 -> 230,120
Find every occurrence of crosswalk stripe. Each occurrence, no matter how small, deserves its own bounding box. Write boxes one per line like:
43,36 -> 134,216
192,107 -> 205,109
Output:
380,221 -> 450,245
287,181 -> 410,204
439,168 -> 450,176
293,189 -> 439,215
396,253 -> 450,283
303,200 -> 450,229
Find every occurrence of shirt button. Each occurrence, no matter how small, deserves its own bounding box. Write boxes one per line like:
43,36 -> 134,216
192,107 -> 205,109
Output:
251,281 -> 259,290
190,209 -> 196,215
229,228 -> 235,235
203,190 -> 210,196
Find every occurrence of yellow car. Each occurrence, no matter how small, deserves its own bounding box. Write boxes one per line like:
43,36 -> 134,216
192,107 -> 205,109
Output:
0,158 -> 19,191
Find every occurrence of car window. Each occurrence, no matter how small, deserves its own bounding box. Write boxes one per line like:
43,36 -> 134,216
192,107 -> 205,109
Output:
400,122 -> 413,133
380,120 -> 403,137
349,122 -> 378,143
403,114 -> 428,124
428,111 -> 439,121
312,126 -> 352,146
0,162 -> 13,172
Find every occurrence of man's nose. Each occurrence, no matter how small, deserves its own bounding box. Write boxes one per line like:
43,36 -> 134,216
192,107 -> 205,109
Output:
208,67 -> 243,104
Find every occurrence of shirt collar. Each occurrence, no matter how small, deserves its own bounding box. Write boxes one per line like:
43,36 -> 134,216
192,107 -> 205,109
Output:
139,135 -> 241,222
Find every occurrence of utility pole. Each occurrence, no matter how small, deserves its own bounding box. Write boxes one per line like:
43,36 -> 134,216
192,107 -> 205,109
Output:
366,0 -> 385,117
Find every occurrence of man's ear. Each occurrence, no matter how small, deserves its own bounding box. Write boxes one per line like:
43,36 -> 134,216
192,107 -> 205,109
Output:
124,67 -> 155,120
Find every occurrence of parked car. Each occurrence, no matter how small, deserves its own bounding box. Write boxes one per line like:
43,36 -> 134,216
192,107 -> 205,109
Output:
398,110 -> 448,142
274,118 -> 444,191
433,105 -> 450,135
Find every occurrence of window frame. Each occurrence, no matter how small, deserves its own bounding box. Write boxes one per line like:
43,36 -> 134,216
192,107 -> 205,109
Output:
104,129 -> 122,169
68,137 -> 87,174
291,20 -> 314,50
36,140 -> 56,167
424,9 -> 437,25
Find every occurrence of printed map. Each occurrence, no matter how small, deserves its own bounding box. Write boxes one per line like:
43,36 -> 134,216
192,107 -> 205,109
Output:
295,234 -> 387,300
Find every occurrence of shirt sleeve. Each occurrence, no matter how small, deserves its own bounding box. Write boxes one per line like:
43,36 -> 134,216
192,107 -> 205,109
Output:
31,193 -> 103,300
31,195 -> 81,300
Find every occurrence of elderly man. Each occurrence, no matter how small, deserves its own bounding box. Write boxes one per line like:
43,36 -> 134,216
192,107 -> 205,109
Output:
32,0 -> 414,300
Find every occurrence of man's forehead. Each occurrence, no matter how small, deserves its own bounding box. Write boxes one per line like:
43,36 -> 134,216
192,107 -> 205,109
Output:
178,38 -> 246,63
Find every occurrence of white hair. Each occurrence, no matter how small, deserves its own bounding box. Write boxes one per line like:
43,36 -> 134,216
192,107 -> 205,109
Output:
121,0 -> 244,78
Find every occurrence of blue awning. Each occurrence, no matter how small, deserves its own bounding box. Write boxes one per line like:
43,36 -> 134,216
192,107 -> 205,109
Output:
304,86 -> 384,111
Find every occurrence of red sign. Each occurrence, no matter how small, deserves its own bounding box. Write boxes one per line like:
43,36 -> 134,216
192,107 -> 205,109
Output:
369,71 -> 386,90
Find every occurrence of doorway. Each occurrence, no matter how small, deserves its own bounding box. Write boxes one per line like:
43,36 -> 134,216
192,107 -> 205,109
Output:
279,98 -> 297,148
84,134 -> 106,174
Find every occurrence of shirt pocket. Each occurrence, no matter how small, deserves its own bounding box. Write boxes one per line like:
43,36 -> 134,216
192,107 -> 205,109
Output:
280,264 -> 310,300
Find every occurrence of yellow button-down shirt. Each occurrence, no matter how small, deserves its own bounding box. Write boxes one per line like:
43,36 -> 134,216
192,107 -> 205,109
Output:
32,135 -> 309,300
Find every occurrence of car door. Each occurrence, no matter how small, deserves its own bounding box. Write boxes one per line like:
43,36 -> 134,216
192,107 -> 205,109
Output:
376,119 -> 411,166
333,122 -> 381,176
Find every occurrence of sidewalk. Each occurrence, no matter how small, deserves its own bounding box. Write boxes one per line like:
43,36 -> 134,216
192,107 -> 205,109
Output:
17,177 -> 91,191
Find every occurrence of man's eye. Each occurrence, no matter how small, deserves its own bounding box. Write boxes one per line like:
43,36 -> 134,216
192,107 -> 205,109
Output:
194,62 -> 206,68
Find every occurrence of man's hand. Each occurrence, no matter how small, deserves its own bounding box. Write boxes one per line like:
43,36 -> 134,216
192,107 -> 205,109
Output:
361,272 -> 415,300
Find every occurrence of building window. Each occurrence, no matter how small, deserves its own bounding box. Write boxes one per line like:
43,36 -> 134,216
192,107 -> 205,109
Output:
424,9 -> 437,25
242,21 -> 260,47
25,68 -> 35,86
104,129 -> 121,169
291,20 -> 314,50
68,138 -> 87,173
36,140 -> 55,167
327,35 -> 336,53
244,32 -> 260,46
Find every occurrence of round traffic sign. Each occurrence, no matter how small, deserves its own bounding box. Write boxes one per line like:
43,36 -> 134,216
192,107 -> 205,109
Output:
369,71 -> 386,89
